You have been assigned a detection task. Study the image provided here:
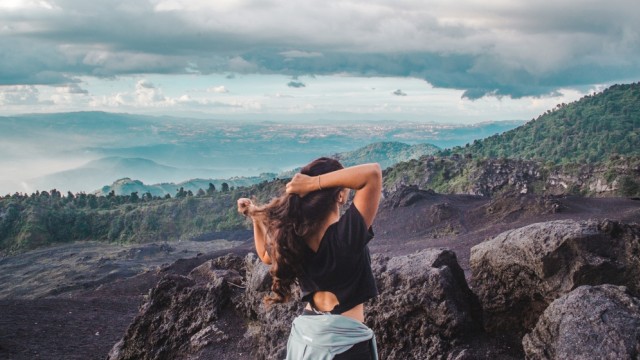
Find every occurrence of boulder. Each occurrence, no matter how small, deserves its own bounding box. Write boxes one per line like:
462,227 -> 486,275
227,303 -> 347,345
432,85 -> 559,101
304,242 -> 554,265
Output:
384,185 -> 436,208
366,249 -> 481,360
237,249 -> 481,360
107,256 -> 245,360
236,254 -> 304,360
523,285 -> 640,360
470,219 -> 640,335
108,248 -> 486,359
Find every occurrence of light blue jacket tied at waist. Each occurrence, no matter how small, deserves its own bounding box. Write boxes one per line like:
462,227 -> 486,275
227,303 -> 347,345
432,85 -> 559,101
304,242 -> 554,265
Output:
286,313 -> 378,360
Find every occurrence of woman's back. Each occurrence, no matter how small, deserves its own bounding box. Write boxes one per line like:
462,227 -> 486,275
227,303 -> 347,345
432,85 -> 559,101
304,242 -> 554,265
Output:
237,158 -> 382,359
298,203 -> 378,316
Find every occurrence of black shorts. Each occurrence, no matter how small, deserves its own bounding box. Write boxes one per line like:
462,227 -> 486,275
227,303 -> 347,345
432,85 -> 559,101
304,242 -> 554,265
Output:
333,339 -> 373,360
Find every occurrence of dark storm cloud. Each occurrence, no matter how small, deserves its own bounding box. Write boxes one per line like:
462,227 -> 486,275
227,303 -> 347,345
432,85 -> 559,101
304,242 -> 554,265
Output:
287,81 -> 306,88
1,0 -> 639,98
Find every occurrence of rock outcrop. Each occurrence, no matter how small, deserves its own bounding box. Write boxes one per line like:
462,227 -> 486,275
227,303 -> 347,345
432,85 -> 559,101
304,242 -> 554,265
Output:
237,249 -> 482,360
467,159 -> 542,196
382,155 -> 640,197
470,219 -> 640,335
107,255 -> 245,360
383,185 -> 437,208
366,250 -> 481,359
236,255 -> 304,360
109,248 -> 484,360
522,285 -> 640,360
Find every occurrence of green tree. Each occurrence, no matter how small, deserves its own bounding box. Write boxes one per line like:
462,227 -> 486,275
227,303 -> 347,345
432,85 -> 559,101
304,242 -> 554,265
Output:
618,176 -> 640,197
176,187 -> 187,198
88,195 -> 99,209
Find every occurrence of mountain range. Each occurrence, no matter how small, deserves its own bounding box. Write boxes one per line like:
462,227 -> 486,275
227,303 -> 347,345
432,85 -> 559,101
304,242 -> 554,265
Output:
0,112 -> 522,195
96,141 -> 441,197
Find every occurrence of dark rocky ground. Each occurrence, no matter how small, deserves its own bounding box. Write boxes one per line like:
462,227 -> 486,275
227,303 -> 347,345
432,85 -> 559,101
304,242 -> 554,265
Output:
0,191 -> 638,360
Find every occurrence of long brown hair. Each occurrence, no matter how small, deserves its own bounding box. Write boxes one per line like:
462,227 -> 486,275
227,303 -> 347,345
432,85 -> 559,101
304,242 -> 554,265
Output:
248,157 -> 344,304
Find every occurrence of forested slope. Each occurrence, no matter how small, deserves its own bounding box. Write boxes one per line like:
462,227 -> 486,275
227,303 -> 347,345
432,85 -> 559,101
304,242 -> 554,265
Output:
0,180 -> 284,255
443,83 -> 640,163
334,141 -> 439,169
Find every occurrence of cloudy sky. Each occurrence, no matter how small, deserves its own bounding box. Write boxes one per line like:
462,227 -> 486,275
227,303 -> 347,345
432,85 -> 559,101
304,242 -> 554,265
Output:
1,0 -> 639,123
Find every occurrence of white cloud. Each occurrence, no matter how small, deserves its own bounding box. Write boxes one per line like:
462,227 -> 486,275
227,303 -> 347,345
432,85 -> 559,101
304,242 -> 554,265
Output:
0,0 -> 56,10
175,94 -> 244,108
58,83 -> 89,95
267,93 -> 294,98
135,80 -> 167,104
0,85 -> 40,105
50,84 -> 89,105
152,0 -> 183,12
207,85 -> 229,93
88,79 -> 171,108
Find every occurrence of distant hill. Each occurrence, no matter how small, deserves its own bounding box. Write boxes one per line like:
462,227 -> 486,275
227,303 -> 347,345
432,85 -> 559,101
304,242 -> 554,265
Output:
334,142 -> 440,169
97,141 -> 438,196
30,157 -> 218,193
96,174 -> 277,198
443,83 -> 640,163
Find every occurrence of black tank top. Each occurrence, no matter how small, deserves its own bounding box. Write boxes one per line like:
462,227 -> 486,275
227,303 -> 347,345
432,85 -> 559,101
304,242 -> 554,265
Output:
297,203 -> 378,314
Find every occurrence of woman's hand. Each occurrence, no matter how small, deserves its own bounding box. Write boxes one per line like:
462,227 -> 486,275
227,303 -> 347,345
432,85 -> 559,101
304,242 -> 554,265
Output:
237,198 -> 254,217
285,173 -> 318,197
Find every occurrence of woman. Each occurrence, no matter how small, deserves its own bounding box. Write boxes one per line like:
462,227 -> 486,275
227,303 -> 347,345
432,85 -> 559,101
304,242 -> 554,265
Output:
237,157 -> 382,359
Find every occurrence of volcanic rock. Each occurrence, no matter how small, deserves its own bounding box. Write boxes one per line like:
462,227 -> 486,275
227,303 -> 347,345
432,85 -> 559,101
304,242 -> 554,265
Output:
107,256 -> 245,360
366,249 -> 481,359
468,159 -> 542,196
235,249 -> 482,360
384,185 -> 436,208
470,219 -> 640,335
236,254 -> 304,360
522,285 -> 640,360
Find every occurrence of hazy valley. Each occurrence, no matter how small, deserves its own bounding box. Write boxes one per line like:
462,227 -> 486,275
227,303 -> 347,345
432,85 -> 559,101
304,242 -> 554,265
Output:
0,112 -> 522,195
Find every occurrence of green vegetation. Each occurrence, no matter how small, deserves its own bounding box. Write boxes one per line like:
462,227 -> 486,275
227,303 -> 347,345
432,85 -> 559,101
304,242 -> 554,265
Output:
442,83 -> 640,164
334,142 -> 440,169
0,180 -> 286,255
96,174 -> 277,197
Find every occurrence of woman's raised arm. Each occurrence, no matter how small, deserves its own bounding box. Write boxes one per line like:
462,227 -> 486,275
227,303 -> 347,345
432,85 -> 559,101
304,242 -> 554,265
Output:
286,163 -> 382,228
237,198 -> 272,264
